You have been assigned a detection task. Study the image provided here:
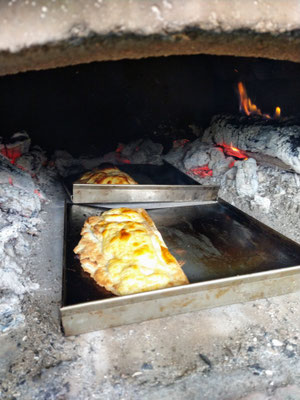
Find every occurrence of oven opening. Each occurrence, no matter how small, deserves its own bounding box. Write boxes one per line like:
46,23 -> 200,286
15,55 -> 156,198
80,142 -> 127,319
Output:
1,55 -> 300,222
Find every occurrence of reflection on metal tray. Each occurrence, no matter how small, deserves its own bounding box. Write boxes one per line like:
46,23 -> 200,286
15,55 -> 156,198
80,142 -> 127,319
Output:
61,200 -> 300,335
64,162 -> 219,204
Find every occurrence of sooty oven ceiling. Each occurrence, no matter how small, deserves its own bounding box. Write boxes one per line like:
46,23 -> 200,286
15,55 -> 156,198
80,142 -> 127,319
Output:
1,0 -> 300,75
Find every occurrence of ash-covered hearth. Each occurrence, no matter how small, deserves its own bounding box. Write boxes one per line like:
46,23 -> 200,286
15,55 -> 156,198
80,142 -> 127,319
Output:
1,53 -> 300,400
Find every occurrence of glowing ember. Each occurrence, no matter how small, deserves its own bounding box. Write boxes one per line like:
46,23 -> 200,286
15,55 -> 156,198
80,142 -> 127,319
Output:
116,143 -> 124,153
238,82 -> 281,119
217,142 -> 248,160
190,165 -> 213,178
34,189 -> 42,198
8,177 -> 13,185
6,149 -> 22,163
0,146 -> 22,165
173,139 -> 190,148
114,143 -> 132,164
120,158 -> 131,164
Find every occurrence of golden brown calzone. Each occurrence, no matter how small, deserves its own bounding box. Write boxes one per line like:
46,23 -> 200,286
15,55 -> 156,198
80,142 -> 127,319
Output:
78,166 -> 138,185
74,208 -> 189,296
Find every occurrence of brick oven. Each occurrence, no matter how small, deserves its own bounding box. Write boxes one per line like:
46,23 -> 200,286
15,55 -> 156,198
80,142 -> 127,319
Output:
1,1 -> 300,399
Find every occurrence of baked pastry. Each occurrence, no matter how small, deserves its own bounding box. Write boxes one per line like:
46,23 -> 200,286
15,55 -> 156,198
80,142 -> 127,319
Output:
78,166 -> 138,185
74,208 -> 189,296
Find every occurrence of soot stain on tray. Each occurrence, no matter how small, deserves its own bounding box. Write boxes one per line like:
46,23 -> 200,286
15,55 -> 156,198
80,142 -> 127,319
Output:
152,202 -> 300,283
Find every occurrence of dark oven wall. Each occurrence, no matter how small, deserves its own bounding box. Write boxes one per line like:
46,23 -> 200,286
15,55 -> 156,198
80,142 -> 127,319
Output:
0,54 -> 300,156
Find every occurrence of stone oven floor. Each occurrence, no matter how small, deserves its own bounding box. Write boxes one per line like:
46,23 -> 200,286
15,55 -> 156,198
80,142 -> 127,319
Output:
0,173 -> 300,400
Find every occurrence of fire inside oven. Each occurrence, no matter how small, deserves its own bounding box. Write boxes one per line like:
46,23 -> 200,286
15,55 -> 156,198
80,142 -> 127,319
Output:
1,54 -> 300,334
1,55 -> 300,171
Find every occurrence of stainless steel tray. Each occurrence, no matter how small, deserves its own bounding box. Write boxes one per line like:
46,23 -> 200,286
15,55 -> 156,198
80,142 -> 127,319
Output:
61,200 -> 300,335
72,184 -> 218,204
66,163 -> 218,204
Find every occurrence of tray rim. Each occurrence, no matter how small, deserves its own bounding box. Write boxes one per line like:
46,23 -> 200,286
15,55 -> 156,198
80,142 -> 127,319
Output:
71,183 -> 220,204
72,182 -> 218,189
60,264 -> 300,314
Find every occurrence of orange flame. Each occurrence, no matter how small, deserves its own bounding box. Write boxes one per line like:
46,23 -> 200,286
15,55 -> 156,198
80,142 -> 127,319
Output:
238,82 -> 281,119
275,106 -> 281,119
218,142 -> 248,160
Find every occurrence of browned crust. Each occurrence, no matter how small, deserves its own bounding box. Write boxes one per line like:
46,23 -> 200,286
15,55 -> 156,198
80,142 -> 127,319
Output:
74,207 -> 189,296
78,166 -> 138,185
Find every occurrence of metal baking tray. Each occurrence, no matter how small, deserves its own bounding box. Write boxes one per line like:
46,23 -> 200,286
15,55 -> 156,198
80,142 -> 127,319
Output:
65,162 -> 218,204
61,200 -> 300,335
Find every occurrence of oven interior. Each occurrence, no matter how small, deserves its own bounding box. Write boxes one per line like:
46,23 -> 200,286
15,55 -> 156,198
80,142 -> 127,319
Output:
1,54 -> 300,155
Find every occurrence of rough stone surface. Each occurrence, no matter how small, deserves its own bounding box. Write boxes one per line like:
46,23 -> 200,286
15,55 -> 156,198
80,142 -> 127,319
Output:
1,0 -> 300,76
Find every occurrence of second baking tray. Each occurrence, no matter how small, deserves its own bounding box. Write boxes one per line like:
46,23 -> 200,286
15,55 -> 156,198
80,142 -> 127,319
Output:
61,200 -> 300,335
65,162 -> 218,203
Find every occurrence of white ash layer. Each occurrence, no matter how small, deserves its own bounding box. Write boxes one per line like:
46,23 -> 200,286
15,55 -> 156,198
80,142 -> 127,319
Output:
0,144 -> 45,335
16,145 -> 47,175
107,138 -> 163,165
203,114 -> 300,174
235,158 -> 258,197
164,138 -> 235,185
54,138 -> 164,177
0,153 -> 35,191
0,184 -> 41,217
164,124 -> 300,243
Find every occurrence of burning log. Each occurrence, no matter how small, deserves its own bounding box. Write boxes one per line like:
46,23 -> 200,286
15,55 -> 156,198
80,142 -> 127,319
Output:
0,134 -> 45,217
0,132 -> 31,164
203,114 -> 300,174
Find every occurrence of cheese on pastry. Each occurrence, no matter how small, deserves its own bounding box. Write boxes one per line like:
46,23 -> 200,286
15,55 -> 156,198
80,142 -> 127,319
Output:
78,166 -> 138,185
74,208 -> 189,296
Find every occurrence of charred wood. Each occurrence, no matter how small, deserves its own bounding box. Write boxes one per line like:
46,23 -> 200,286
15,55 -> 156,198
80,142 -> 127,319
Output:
203,114 -> 300,174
